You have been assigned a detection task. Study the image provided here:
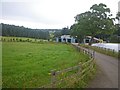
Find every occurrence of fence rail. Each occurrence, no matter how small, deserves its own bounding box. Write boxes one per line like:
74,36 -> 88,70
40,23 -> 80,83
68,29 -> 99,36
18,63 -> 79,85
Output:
55,65 -> 81,75
94,46 -> 117,53
72,44 -> 95,59
49,59 -> 94,88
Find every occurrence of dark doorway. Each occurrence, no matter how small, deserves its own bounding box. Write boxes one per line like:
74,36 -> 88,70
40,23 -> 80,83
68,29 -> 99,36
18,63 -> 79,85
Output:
67,39 -> 71,43
75,39 -> 78,43
59,38 -> 61,42
63,38 -> 66,42
86,39 -> 89,43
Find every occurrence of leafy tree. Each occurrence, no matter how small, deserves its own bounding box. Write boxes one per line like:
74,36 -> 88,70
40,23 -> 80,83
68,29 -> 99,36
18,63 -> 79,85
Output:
110,12 -> 120,43
115,12 -> 120,36
61,27 -> 70,35
71,3 -> 116,44
54,31 -> 62,37
70,23 -> 85,43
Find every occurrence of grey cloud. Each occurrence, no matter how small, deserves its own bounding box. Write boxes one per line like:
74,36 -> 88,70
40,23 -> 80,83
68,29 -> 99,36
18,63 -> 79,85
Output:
2,2 -> 34,18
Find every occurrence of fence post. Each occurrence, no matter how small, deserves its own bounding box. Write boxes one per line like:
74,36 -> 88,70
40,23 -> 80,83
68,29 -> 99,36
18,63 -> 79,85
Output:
51,70 -> 56,88
87,49 -> 89,55
113,49 -> 115,54
104,48 -> 106,51
93,50 -> 95,59
91,53 -> 92,58
78,62 -> 82,76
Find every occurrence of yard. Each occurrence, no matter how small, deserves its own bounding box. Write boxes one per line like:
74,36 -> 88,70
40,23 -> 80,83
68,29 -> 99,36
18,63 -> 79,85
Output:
2,42 -> 90,88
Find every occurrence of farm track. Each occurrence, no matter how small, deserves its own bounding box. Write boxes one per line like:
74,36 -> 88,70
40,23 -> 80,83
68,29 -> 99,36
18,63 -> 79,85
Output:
72,43 -> 118,88
88,52 -> 118,88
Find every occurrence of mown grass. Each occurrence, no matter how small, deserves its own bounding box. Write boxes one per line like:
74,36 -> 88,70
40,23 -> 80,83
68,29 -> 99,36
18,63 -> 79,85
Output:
80,44 -> 119,58
2,41 -> 93,88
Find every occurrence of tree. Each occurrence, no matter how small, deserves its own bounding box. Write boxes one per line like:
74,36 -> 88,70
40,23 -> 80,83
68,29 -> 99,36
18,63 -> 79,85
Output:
115,12 -> 120,36
70,3 -> 116,44
70,23 -> 86,43
54,31 -> 62,37
61,27 -> 70,35
110,12 -> 120,43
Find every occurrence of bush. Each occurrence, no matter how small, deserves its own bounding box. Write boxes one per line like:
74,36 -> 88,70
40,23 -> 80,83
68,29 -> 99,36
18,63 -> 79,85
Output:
19,39 -> 22,42
26,39 -> 29,42
16,38 -> 18,42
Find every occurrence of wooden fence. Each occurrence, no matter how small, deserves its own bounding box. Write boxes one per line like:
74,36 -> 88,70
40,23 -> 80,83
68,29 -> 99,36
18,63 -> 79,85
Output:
95,46 -> 116,54
41,44 -> 95,88
49,59 -> 94,88
72,44 -> 95,59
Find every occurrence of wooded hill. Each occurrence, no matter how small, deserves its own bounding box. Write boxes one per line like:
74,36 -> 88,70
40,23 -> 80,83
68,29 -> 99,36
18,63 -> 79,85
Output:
1,23 -> 61,40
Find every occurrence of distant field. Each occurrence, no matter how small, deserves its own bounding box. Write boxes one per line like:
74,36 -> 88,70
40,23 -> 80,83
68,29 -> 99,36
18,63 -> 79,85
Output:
2,42 -> 90,88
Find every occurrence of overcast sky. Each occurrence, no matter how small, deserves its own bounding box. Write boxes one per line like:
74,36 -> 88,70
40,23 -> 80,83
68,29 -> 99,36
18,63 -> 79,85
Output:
1,0 -> 120,29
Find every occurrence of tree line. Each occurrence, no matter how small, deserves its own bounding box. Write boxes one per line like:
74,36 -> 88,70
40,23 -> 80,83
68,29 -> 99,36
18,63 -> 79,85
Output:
1,23 -> 70,40
1,23 -> 50,40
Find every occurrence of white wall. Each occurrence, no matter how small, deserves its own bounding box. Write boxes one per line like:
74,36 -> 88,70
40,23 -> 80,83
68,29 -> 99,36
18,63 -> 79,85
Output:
56,37 -> 76,43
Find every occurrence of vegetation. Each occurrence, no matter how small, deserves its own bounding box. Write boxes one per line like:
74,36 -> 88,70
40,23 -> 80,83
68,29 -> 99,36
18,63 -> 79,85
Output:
2,39 -> 95,88
70,3 -> 119,43
54,27 -> 70,38
1,23 -> 50,40
1,23 -> 72,42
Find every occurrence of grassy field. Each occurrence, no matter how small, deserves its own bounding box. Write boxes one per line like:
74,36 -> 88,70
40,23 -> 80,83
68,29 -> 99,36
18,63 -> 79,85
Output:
2,41 -> 91,88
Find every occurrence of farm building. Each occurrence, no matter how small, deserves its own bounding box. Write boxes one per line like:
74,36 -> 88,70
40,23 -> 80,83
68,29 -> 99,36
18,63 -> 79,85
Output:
83,36 -> 103,44
56,35 -> 78,43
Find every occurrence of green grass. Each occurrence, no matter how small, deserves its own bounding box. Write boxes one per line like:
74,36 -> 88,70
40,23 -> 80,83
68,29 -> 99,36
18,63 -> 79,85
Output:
2,42 -> 91,88
80,44 -> 118,58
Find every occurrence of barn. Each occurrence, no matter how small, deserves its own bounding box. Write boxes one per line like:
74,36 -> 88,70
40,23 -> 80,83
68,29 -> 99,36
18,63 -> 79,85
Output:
83,36 -> 103,44
56,35 -> 78,43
